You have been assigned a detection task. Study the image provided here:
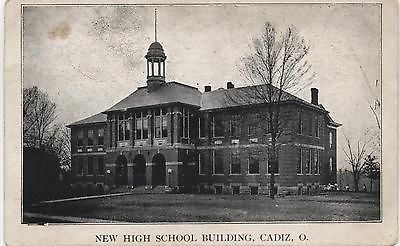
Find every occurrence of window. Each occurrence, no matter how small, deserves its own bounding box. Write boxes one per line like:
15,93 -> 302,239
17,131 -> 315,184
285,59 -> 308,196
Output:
215,185 -> 223,194
329,132 -> 333,149
154,109 -> 161,138
118,114 -> 130,141
87,157 -> 94,175
315,116 -> 320,137
248,154 -> 260,174
98,157 -> 104,175
77,130 -> 83,147
162,109 -> 168,138
329,157 -> 333,173
304,149 -> 312,174
298,110 -> 303,134
232,186 -> 240,195
230,115 -> 240,137
213,150 -> 224,174
250,186 -> 258,195
181,108 -> 190,139
303,112 -> 312,136
198,152 -> 206,175
268,152 -> 279,174
230,152 -> 241,174
213,114 -> 224,137
297,148 -> 303,174
135,112 -> 148,140
97,128 -> 104,145
314,150 -> 320,174
77,159 -> 83,175
199,116 -> 206,138
154,109 -> 168,138
87,129 -> 94,146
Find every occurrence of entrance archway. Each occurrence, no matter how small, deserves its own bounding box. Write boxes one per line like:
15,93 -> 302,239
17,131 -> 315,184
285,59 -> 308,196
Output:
133,154 -> 146,186
152,154 -> 166,186
115,155 -> 128,186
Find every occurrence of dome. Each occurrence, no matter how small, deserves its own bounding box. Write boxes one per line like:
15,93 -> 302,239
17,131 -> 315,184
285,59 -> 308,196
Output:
145,41 -> 166,59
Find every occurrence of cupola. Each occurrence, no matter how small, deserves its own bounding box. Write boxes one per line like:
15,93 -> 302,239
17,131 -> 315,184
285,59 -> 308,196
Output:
146,9 -> 166,92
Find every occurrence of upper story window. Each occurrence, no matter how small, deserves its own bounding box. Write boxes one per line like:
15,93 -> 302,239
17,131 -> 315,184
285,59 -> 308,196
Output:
154,108 -> 168,138
77,130 -> 83,147
199,115 -> 206,138
304,112 -> 312,136
118,114 -> 130,141
97,128 -> 104,145
329,132 -> 333,149
230,114 -> 240,137
181,108 -> 190,139
87,129 -> 94,146
135,112 -> 148,140
298,110 -> 303,134
213,114 -> 224,137
314,116 -> 320,137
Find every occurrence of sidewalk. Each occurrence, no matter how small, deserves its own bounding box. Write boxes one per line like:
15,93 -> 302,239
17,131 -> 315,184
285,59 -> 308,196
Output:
36,192 -> 134,205
23,212 -> 124,223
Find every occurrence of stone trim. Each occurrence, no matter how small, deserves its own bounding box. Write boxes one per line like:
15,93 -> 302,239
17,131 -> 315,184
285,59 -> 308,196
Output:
72,152 -> 106,156
294,143 -> 325,150
145,162 -> 156,166
165,161 -> 183,166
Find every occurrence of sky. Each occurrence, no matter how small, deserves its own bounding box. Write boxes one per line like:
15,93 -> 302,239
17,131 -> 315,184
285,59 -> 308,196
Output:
22,4 -> 381,168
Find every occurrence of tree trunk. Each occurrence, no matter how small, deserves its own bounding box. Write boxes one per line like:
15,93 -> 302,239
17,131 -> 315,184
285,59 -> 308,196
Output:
370,178 -> 373,193
353,174 -> 359,192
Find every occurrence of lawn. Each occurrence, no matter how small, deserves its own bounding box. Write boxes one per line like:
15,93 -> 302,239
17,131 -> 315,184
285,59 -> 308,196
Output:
26,192 -> 380,223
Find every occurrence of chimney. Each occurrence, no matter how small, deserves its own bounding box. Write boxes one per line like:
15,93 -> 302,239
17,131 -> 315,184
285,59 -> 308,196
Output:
311,88 -> 319,105
204,85 -> 211,92
227,82 -> 234,89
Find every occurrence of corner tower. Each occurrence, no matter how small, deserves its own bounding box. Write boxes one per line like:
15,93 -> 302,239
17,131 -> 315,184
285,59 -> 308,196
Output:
146,9 -> 166,92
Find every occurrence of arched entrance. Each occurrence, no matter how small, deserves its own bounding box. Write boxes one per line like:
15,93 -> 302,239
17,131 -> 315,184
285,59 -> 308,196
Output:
133,154 -> 146,186
115,155 -> 128,186
152,154 -> 166,186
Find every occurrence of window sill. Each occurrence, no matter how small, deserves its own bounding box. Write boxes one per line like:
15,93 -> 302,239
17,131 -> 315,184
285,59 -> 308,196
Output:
229,173 -> 242,176
297,173 -> 304,176
213,136 -> 224,139
86,174 -> 94,176
212,174 -> 224,176
266,173 -> 280,176
247,173 -> 260,175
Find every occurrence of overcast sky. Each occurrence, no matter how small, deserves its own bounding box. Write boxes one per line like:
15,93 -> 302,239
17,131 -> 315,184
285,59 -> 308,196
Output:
23,4 -> 381,168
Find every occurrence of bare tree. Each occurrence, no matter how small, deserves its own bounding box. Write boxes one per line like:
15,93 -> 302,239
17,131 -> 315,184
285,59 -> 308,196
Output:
23,86 -> 57,147
342,133 -> 369,192
232,22 -> 314,198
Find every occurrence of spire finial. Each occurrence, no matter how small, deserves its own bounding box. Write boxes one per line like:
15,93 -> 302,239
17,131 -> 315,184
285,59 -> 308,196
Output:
154,8 -> 157,42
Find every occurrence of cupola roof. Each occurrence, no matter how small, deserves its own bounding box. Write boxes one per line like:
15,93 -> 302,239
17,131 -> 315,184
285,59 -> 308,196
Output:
145,41 -> 166,59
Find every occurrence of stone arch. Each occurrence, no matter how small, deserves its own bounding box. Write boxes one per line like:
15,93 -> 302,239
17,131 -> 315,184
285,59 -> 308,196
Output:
133,154 -> 146,186
152,153 -> 166,186
115,155 -> 128,186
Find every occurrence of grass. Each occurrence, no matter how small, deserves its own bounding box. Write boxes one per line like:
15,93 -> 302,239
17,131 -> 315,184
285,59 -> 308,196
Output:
26,192 -> 380,223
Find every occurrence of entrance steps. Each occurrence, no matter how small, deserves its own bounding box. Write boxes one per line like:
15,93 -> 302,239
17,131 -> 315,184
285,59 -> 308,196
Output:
111,185 -> 167,194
